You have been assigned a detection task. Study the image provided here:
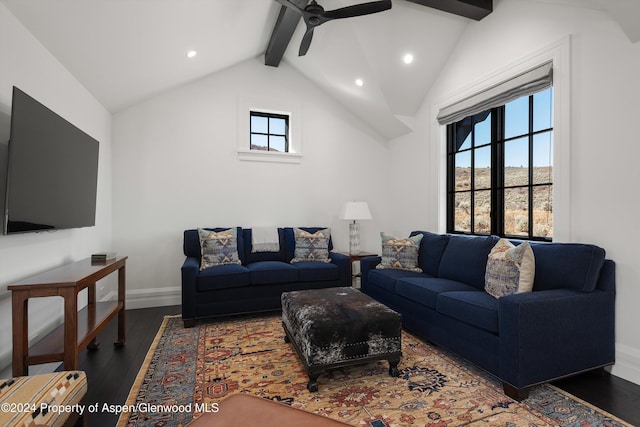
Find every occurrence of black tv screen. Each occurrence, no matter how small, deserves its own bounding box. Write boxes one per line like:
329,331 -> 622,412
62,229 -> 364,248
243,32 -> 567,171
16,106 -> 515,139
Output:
3,87 -> 99,234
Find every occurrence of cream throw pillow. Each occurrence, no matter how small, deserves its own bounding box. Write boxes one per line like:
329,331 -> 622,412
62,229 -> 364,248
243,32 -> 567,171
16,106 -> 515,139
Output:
484,238 -> 535,298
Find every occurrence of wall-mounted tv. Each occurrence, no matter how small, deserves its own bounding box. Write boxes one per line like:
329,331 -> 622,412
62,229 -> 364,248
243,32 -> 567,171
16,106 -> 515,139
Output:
3,86 -> 99,234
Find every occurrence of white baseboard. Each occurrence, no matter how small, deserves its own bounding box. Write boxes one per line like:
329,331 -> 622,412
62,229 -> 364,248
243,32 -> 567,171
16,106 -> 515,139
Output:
611,343 -> 640,386
125,286 -> 181,310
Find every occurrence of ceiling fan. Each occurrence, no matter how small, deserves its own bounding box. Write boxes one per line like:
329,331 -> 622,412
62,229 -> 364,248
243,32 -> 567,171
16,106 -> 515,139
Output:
273,0 -> 392,56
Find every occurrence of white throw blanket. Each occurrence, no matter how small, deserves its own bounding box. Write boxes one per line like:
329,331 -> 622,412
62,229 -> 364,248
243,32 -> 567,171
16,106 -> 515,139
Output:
251,227 -> 280,253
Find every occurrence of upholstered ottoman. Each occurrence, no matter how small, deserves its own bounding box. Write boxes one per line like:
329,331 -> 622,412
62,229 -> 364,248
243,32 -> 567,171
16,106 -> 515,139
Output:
187,394 -> 351,426
0,371 -> 87,427
281,287 -> 402,391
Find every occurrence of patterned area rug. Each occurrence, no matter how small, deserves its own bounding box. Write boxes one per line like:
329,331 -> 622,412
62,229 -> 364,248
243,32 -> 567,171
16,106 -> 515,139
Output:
117,314 -> 631,427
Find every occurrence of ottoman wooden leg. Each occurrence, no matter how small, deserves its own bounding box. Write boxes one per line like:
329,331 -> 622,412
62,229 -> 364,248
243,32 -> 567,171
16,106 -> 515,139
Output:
388,357 -> 400,377
307,369 -> 323,392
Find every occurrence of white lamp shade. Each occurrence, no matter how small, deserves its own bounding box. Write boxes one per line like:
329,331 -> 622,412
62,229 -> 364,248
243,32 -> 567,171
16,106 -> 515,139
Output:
340,201 -> 372,221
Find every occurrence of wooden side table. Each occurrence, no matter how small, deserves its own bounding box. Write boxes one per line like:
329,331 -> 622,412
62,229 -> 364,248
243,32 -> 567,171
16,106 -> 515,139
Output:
9,256 -> 127,376
335,251 -> 378,286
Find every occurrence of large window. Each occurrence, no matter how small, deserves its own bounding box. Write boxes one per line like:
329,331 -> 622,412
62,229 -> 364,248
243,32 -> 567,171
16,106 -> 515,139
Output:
250,111 -> 289,152
447,87 -> 553,240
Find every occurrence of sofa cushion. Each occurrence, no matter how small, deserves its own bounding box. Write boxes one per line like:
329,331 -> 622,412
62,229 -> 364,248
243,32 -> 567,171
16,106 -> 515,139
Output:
410,231 -> 450,276
198,228 -> 242,270
197,264 -> 250,291
243,228 -> 287,264
367,268 -> 427,293
437,291 -> 499,334
246,261 -> 298,285
294,261 -> 340,282
396,277 -> 478,309
377,232 -> 423,272
485,239 -> 535,298
438,234 -> 499,290
291,228 -> 332,263
530,242 -> 605,292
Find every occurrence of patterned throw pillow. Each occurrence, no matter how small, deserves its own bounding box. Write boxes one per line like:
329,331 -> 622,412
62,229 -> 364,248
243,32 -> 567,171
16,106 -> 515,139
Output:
485,238 -> 535,298
376,232 -> 423,272
291,228 -> 331,263
198,228 -> 242,270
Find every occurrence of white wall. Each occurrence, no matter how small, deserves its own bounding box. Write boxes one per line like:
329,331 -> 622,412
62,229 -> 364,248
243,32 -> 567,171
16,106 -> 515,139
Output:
0,4 -> 112,374
389,0 -> 640,384
111,57 -> 390,308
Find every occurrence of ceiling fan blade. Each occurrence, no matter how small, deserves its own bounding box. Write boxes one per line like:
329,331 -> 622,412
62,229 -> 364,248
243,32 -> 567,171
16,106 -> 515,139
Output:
323,0 -> 392,20
298,26 -> 315,56
272,0 -> 304,15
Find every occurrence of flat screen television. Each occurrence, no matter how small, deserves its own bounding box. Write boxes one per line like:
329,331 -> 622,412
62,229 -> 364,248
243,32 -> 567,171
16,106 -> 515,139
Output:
3,86 -> 99,234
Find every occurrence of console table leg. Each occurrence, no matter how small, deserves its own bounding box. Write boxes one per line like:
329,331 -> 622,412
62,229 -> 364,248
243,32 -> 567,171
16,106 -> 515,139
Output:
62,287 -> 79,370
115,265 -> 126,347
11,291 -> 29,377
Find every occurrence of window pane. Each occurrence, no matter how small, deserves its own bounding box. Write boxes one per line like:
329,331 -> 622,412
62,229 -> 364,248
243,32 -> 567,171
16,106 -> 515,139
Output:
533,185 -> 553,238
533,131 -> 553,185
533,88 -> 552,132
459,132 -> 471,151
504,96 -> 529,139
504,187 -> 529,236
474,112 -> 491,145
270,136 -> 287,152
270,117 -> 287,135
250,133 -> 268,150
474,146 -> 491,189
474,190 -> 491,234
505,137 -> 529,187
455,151 -> 471,191
455,192 -> 471,233
251,115 -> 268,133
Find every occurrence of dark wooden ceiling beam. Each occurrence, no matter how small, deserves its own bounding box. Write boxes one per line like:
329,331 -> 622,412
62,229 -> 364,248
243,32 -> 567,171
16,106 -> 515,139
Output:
264,0 -> 308,67
406,0 -> 492,20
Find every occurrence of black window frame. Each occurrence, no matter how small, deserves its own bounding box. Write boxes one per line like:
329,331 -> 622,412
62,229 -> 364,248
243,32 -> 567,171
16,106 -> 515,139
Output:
446,89 -> 553,241
249,111 -> 290,153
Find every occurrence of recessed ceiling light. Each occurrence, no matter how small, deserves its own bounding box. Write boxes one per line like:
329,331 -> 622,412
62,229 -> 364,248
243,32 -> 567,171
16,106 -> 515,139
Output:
355,78 -> 364,87
186,50 -> 197,58
403,53 -> 414,64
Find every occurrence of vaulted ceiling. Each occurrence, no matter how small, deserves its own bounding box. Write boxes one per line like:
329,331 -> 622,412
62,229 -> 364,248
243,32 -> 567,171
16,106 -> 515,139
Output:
1,0 -> 638,140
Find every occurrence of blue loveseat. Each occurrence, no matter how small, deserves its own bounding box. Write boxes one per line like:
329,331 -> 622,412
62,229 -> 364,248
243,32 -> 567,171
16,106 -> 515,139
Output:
181,227 -> 351,327
360,231 -> 615,400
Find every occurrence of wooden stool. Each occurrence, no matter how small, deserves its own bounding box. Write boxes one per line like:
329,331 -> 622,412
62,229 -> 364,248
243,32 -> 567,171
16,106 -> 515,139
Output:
186,394 -> 351,426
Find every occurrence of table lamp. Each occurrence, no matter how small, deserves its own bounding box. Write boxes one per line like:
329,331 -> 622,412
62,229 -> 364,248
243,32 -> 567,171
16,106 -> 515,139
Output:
340,201 -> 372,254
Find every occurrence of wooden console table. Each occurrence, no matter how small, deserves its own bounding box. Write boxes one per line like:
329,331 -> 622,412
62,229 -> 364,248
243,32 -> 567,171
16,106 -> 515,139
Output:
9,256 -> 127,376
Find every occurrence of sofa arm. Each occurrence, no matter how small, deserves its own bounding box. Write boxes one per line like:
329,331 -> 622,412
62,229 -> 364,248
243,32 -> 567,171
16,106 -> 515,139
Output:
330,252 -> 351,287
181,257 -> 200,322
360,256 -> 382,290
499,288 -> 615,389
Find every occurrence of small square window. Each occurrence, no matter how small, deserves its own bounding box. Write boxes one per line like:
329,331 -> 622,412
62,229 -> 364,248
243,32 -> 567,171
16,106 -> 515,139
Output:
249,111 -> 289,153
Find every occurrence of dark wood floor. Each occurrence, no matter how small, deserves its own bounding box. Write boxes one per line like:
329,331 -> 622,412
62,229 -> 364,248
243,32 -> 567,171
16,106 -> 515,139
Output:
76,305 -> 640,426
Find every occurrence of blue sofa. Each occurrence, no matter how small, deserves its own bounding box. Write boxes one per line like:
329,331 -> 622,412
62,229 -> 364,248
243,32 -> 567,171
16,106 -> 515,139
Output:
360,231 -> 615,400
181,227 -> 351,327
